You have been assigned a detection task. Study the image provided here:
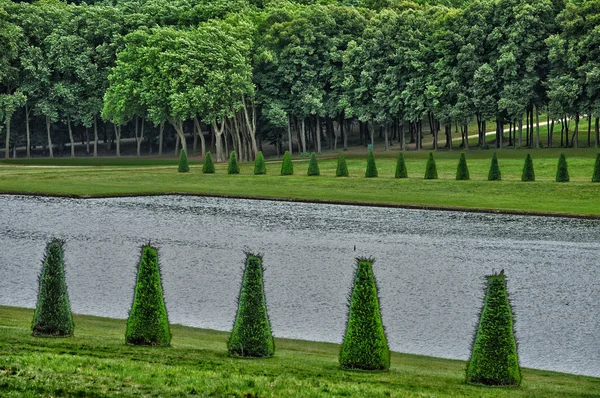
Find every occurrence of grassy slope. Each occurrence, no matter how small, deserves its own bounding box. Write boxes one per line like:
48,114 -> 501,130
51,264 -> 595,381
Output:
0,306 -> 597,397
0,148 -> 599,216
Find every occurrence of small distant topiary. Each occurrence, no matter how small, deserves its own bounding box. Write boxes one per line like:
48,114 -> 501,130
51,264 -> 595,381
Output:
281,151 -> 294,175
488,152 -> 501,181
228,151 -> 240,175
125,245 -> 171,346
178,149 -> 189,173
32,239 -> 74,337
555,153 -> 569,182
593,153 -> 600,182
340,258 -> 390,371
424,152 -> 438,180
202,152 -> 215,174
521,154 -> 535,182
336,152 -> 349,177
395,152 -> 408,179
228,253 -> 274,358
456,152 -> 470,180
254,152 -> 267,175
365,150 -> 378,178
466,271 -> 521,386
307,152 -> 320,176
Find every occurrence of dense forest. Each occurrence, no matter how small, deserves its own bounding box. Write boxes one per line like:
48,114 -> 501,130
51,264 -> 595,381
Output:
1,0 -> 599,161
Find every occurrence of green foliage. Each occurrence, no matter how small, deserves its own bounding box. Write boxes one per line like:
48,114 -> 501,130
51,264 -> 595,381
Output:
307,152 -> 320,176
202,152 -> 215,174
126,245 -> 171,346
254,152 -> 266,175
228,151 -> 240,175
340,258 -> 389,371
521,154 -> 535,182
488,152 -> 501,181
466,271 -> 521,386
456,153 -> 470,180
555,153 -> 569,182
424,152 -> 438,180
593,153 -> 600,182
32,240 -> 74,337
281,151 -> 294,176
336,152 -> 349,177
178,149 -> 189,173
365,150 -> 378,178
394,152 -> 408,179
228,253 -> 274,358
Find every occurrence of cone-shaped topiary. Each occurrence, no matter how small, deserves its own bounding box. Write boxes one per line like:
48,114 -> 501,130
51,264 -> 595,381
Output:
228,151 -> 240,175
340,258 -> 390,371
365,150 -> 378,178
202,152 -> 215,174
307,152 -> 320,176
178,149 -> 189,173
395,152 -> 408,179
228,253 -> 274,358
125,245 -> 171,346
336,152 -> 349,177
488,152 -> 501,181
466,271 -> 521,386
593,153 -> 600,182
281,151 -> 294,175
456,152 -> 470,180
32,239 -> 74,337
254,151 -> 267,175
424,152 -> 438,180
521,154 -> 535,181
555,153 -> 569,182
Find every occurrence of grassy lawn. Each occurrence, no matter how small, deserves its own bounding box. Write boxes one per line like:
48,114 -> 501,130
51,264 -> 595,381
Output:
0,148 -> 599,217
0,306 -> 597,397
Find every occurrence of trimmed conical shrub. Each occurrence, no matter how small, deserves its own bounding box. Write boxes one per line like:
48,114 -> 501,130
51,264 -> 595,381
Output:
254,151 -> 267,175
307,152 -> 320,176
32,239 -> 74,337
593,153 -> 600,182
125,245 -> 171,346
178,149 -> 189,173
424,152 -> 438,180
456,152 -> 470,180
488,152 -> 501,181
336,152 -> 349,177
340,258 -> 389,371
228,151 -> 240,175
555,153 -> 569,182
228,253 -> 274,358
202,152 -> 215,174
281,151 -> 294,175
365,150 -> 378,178
466,271 -> 521,386
395,152 -> 408,179
521,154 -> 535,181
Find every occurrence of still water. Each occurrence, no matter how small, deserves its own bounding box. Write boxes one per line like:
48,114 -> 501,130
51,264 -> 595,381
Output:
0,194 -> 598,377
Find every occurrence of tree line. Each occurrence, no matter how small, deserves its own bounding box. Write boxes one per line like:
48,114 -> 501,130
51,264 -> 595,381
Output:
1,0 -> 599,161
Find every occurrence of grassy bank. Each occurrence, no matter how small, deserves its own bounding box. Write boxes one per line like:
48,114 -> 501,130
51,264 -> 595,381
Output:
1,148 -> 599,217
0,306 -> 597,397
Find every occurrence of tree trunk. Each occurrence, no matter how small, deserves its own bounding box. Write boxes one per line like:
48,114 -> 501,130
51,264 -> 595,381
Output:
595,117 -> 599,148
300,119 -> 307,153
67,116 -> 75,158
400,121 -> 405,150
549,120 -> 554,148
564,117 -> 569,147
287,114 -> 293,154
316,115 -> 322,154
93,115 -> 99,158
114,123 -> 121,157
535,107 -> 540,149
573,113 -> 579,148
588,114 -> 592,147
169,119 -> 187,156
158,122 -> 164,156
85,129 -> 90,154
384,122 -> 389,151
342,117 -> 348,151
137,118 -> 144,157
369,120 -> 375,148
45,116 -> 54,158
193,117 -> 206,158
25,104 -> 31,159
518,118 -> 523,148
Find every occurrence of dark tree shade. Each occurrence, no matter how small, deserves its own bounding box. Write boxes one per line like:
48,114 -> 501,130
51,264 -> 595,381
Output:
456,152 -> 470,180
521,154 -> 535,181
228,151 -> 240,175
228,253 -> 274,358
125,245 -> 171,346
424,152 -> 438,180
307,152 -> 320,176
488,152 -> 502,181
32,240 -> 74,337
336,152 -> 349,177
365,150 -> 378,178
281,151 -> 294,175
254,152 -> 267,175
555,153 -> 569,182
340,258 -> 389,371
178,149 -> 189,173
202,152 -> 215,174
593,153 -> 600,182
395,152 -> 408,178
466,271 -> 521,386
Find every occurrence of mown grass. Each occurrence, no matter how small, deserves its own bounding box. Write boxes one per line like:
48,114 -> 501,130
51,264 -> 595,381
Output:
1,148 -> 599,216
0,306 -> 598,397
